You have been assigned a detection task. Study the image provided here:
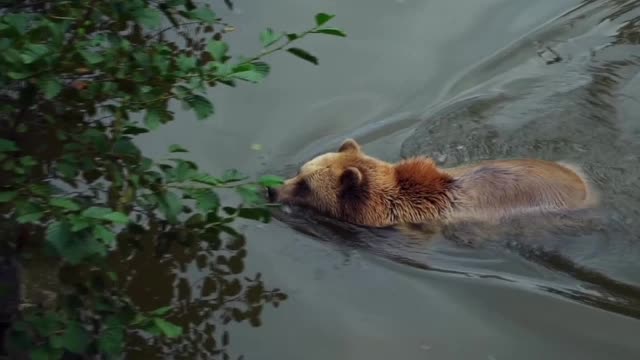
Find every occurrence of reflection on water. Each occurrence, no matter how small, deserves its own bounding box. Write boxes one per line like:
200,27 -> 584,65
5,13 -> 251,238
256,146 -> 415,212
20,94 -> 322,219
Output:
272,201 -> 640,320
113,228 -> 286,359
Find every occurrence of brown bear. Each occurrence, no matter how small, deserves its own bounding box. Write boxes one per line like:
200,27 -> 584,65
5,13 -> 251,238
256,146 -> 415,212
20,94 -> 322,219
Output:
267,139 -> 598,228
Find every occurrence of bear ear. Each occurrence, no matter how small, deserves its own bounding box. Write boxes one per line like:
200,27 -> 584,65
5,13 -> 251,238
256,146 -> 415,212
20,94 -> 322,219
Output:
340,167 -> 363,188
338,138 -> 361,153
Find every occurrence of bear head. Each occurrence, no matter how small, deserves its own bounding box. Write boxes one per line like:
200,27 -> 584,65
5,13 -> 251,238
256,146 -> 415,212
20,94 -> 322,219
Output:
267,138 -> 454,227
267,139 -> 396,225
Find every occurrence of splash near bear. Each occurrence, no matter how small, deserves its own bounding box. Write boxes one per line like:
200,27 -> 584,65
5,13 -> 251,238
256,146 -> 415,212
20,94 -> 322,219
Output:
267,139 -> 597,228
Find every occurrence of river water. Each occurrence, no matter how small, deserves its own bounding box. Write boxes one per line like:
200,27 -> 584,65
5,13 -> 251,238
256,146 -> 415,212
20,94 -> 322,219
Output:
133,0 -> 640,359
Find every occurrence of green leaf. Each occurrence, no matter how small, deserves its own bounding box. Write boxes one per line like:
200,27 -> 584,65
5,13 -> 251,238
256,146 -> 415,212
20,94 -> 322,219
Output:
188,189 -> 220,212
171,160 -> 196,182
123,125 -> 150,135
169,144 -> 188,153
50,198 -> 81,211
150,306 -> 173,316
312,28 -> 347,37
15,201 -> 43,224
0,191 -> 18,203
57,161 -> 78,179
223,0 -> 234,10
98,317 -> 124,356
258,175 -> 284,188
158,191 -> 182,224
187,7 -> 217,24
237,207 -> 271,223
191,174 -> 222,186
79,49 -> 104,64
70,217 -> 91,232
72,237 -> 106,263
28,312 -> 63,336
8,71 -> 33,80
130,313 -> 148,326
28,184 -> 52,197
112,137 -> 141,158
39,76 -> 63,98
260,28 -> 282,47
20,44 -> 49,64
81,207 -> 128,224
19,156 -> 37,167
207,40 -> 228,61
230,70 -> 265,83
19,54 -> 36,64
184,95 -> 214,120
46,221 -> 71,255
3,14 -> 29,34
221,169 -> 247,183
44,214 -> 106,262
102,212 -> 129,224
93,225 -> 116,246
29,348 -> 49,360
315,13 -> 335,26
17,211 -> 44,224
59,322 -> 90,354
214,62 -> 233,77
0,139 -> 18,152
287,48 -> 318,65
252,61 -> 271,78
113,138 -> 141,158
145,108 -> 171,129
229,62 -> 270,83
134,7 -> 163,28
176,54 -> 197,72
152,318 -> 183,338
81,206 -> 111,219
51,333 -> 65,349
236,184 -> 265,206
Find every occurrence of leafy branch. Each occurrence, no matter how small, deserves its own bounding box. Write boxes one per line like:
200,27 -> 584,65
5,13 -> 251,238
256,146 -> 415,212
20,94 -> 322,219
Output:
0,1 -> 345,359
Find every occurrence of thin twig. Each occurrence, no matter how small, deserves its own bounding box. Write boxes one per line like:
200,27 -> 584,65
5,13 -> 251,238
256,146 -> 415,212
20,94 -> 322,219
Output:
152,21 -> 202,38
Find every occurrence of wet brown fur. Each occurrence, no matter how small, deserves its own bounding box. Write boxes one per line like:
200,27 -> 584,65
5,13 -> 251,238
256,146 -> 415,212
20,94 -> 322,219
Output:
271,139 -> 598,228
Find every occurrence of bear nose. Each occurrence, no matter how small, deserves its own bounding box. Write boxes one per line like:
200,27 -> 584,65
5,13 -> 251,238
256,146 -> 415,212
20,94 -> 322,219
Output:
266,187 -> 278,202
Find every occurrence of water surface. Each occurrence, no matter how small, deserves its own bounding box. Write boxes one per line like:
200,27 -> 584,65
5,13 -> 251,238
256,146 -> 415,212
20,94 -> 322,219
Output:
134,0 -> 640,359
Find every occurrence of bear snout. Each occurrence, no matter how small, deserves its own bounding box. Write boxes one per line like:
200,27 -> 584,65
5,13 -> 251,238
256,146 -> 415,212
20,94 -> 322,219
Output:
266,186 -> 279,202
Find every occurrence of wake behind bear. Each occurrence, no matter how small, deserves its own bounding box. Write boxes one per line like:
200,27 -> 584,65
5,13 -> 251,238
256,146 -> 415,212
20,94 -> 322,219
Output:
264,141 -> 640,318
266,138 -> 598,228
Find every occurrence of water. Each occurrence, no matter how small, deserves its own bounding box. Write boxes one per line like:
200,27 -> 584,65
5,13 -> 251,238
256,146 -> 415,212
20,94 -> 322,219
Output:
131,0 -> 640,359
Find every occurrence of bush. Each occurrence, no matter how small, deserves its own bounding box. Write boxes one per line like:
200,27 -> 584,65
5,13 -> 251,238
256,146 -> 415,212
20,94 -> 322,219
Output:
0,1 -> 345,358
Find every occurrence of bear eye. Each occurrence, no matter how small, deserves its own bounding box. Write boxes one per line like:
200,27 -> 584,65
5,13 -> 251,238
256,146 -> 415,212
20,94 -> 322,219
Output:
294,178 -> 311,197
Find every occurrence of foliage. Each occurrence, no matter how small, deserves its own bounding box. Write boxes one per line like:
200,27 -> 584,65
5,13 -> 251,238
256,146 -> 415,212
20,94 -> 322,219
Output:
0,0 -> 345,358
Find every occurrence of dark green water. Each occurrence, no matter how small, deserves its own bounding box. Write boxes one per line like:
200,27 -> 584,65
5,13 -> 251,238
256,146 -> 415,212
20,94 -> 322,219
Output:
132,0 -> 640,358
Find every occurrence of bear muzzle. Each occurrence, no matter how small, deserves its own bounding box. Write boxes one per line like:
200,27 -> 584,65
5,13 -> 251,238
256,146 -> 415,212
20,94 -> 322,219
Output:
266,186 -> 279,203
